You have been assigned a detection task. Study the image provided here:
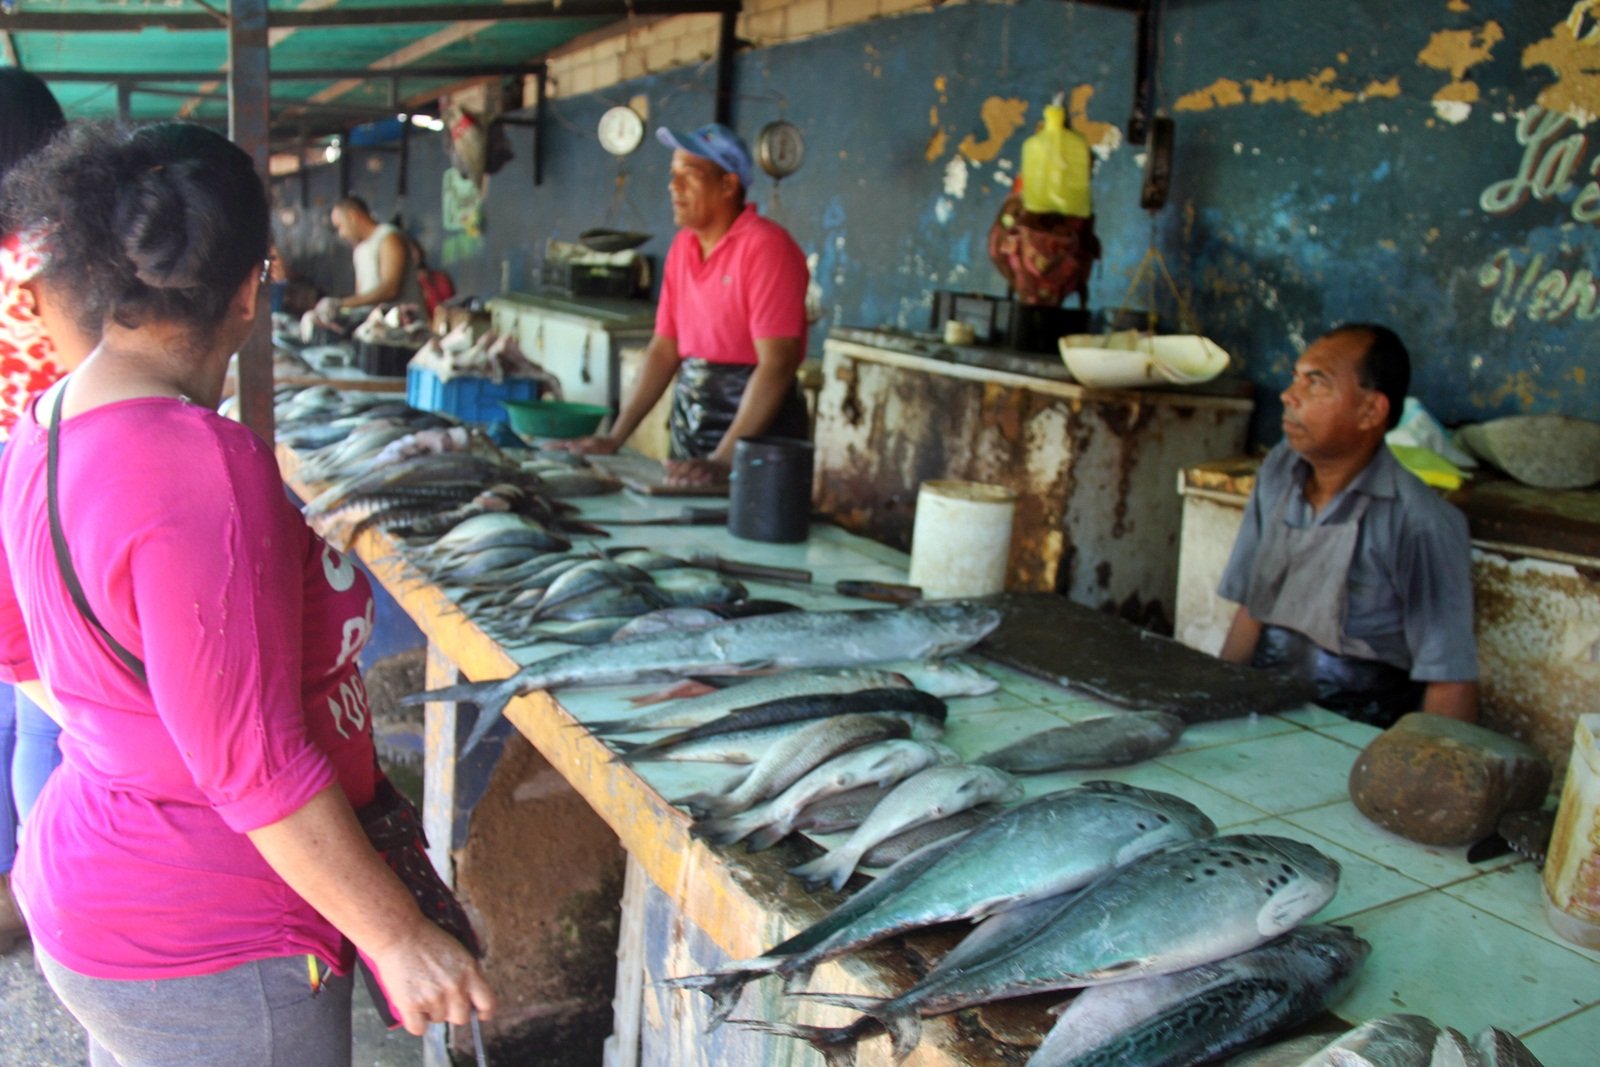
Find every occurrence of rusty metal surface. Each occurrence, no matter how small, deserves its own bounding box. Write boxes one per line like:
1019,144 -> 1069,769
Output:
814,338 -> 1252,632
1474,551 -> 1600,775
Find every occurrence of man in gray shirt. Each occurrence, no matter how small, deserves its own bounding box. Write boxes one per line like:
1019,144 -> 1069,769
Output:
1217,324 -> 1478,726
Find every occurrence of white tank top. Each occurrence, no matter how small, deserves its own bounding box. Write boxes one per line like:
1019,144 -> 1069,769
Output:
351,222 -> 423,305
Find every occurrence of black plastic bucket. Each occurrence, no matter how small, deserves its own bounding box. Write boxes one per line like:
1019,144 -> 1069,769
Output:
727,436 -> 815,544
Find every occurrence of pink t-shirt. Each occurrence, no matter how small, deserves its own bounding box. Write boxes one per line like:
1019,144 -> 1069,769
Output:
0,394 -> 378,980
654,204 -> 809,365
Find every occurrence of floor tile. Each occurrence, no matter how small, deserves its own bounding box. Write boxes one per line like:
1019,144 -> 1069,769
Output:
1286,801 -> 1522,888
1309,720 -> 1384,751
1523,1002 -> 1600,1062
1277,705 -> 1351,728
1226,815 -> 1432,921
1157,730 -> 1362,815
1443,862 -> 1600,966
1013,760 -> 1271,830
1164,712 -> 1305,754
1336,892 -> 1599,1036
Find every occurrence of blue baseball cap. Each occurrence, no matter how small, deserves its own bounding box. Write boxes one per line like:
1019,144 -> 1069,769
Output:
656,122 -> 754,188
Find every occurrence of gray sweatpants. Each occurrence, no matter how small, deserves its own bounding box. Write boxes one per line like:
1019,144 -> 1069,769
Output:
35,942 -> 353,1067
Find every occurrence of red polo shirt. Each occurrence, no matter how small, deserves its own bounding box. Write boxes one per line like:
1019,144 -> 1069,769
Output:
654,204 -> 808,366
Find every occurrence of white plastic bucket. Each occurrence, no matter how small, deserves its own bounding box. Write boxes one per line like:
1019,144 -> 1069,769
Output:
907,481 -> 1017,599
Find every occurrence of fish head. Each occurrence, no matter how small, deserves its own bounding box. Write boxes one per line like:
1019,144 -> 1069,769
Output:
1223,834 -> 1341,937
1278,924 -> 1372,986
926,742 -> 963,766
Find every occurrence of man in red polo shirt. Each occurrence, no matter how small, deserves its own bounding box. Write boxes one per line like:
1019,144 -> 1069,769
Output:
555,123 -> 810,487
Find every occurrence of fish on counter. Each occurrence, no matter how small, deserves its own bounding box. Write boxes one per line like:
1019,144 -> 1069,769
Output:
976,710 -> 1187,772
581,668 -> 928,735
784,834 -> 1340,1062
609,688 -> 949,764
858,806 -> 998,868
680,782 -> 1215,1023
674,714 -> 915,819
789,764 -> 1024,891
692,739 -> 959,847
402,602 -> 1004,753
1024,924 -> 1369,1067
605,600 -> 802,641
1285,1013 -> 1547,1067
790,784 -> 896,835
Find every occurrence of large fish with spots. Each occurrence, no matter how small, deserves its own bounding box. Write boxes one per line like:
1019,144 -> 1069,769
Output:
1024,924 -> 1369,1067
673,782 -> 1216,1025
402,602 -> 1004,752
756,834 -> 1341,1063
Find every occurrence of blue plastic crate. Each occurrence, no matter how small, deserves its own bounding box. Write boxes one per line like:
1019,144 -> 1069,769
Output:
406,365 -> 543,423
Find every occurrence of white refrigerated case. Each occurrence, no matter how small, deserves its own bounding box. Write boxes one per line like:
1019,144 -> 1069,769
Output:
487,292 -> 656,409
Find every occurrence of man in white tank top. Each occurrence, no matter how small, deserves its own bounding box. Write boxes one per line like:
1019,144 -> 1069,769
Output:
321,196 -> 423,314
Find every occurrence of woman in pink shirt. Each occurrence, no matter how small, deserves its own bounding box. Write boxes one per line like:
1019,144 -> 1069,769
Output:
0,123 -> 493,1065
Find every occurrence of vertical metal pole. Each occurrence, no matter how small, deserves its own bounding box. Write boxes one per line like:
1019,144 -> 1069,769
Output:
714,10 -> 737,126
533,67 -> 547,187
1128,0 -> 1156,146
229,0 -> 274,444
116,83 -> 132,124
298,134 -> 310,208
398,115 -> 411,200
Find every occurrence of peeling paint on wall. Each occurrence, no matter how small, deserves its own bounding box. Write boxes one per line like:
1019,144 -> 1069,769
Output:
1068,84 -> 1123,159
957,97 -> 1029,162
1176,69 -> 1367,116
1418,20 -> 1504,123
1524,2 -> 1600,122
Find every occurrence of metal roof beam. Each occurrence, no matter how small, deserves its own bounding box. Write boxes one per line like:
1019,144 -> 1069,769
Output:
0,1 -> 738,32
33,64 -> 545,83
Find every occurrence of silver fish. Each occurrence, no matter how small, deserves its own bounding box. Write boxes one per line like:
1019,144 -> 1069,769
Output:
1470,1027 -> 1545,1067
858,806 -> 997,868
789,764 -> 1024,891
1028,925 -> 1370,1067
976,710 -> 1186,772
692,740 -> 959,846
407,602 -> 1004,753
881,658 -> 999,698
533,560 -> 651,614
676,715 -> 912,818
791,784 -> 894,834
1296,1014 -> 1486,1067
690,783 -> 1214,1024
797,833 -> 1341,1061
581,669 -> 919,734
651,568 -> 748,607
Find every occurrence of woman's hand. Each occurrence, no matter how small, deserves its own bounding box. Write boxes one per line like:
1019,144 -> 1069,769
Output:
367,917 -> 496,1036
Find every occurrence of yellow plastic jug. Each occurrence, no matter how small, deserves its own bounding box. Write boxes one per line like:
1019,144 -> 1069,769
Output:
1020,102 -> 1092,218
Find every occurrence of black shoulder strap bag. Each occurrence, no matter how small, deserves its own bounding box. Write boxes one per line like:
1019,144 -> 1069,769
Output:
46,381 -> 480,1027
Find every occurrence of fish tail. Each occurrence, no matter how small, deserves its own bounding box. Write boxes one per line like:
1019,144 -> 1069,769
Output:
690,814 -> 758,846
660,969 -> 766,1027
886,1011 -> 922,1062
606,738 -> 644,756
731,1017 -> 879,1067
789,848 -> 862,891
744,823 -> 789,852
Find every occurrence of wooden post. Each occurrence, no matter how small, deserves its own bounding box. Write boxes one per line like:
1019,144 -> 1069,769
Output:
228,0 -> 274,443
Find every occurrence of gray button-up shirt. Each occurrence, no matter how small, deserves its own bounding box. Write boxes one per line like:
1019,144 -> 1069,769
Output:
1219,442 -> 1478,681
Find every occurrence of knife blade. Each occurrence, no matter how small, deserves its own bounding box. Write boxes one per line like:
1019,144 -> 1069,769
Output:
598,506 -> 730,527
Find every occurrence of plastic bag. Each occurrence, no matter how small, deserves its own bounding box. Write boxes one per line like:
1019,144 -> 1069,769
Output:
1387,397 -> 1477,468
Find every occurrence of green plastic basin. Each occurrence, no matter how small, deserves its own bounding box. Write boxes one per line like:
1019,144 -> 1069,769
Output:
501,398 -> 610,439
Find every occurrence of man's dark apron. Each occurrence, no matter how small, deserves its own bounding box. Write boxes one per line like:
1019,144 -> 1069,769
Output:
1242,484 -> 1422,728
669,357 -> 811,460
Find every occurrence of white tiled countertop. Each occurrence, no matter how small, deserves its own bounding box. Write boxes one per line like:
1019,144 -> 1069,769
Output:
539,490 -> 1598,1065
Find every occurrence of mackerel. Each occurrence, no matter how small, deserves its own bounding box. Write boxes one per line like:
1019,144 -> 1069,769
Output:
859,807 -> 996,868
675,715 -> 912,818
687,783 -> 1213,1023
792,833 -> 1340,1061
1027,925 -> 1369,1067
1296,1014 -> 1485,1067
692,740 -> 959,845
614,689 -> 948,764
581,669 -> 919,734
789,764 -> 1024,891
402,602 -> 1004,753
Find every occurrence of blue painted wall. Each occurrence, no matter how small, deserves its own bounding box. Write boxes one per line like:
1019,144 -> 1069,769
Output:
275,0 -> 1596,446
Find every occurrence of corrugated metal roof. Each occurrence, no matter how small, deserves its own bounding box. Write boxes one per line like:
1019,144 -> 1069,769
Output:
1,1 -> 719,136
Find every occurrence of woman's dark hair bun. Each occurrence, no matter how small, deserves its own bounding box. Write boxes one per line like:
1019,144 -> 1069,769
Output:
115,161 -> 214,290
